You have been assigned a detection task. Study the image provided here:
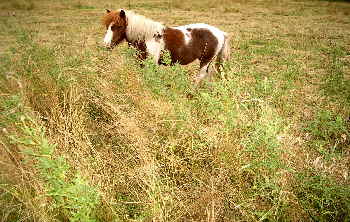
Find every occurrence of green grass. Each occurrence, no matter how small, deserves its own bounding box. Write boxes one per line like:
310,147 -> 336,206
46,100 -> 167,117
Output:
296,169 -> 350,221
305,109 -> 349,159
10,116 -> 100,222
320,45 -> 350,108
1,0 -> 350,221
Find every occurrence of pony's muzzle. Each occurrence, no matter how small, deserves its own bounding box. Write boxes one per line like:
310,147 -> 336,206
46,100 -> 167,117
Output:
105,45 -> 113,50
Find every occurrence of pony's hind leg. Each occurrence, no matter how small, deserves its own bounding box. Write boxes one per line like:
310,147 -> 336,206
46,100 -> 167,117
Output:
195,61 -> 212,85
215,35 -> 231,79
214,53 -> 225,80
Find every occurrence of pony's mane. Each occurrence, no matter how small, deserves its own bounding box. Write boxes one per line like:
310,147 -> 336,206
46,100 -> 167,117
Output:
124,10 -> 164,42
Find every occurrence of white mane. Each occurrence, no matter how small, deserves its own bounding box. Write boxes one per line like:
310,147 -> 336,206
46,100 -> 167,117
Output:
124,10 -> 165,42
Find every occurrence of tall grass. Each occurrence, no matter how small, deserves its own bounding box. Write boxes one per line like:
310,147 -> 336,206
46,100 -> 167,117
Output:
9,116 -> 100,221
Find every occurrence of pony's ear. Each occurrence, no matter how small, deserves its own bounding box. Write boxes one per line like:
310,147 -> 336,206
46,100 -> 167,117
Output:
105,9 -> 111,13
120,9 -> 126,18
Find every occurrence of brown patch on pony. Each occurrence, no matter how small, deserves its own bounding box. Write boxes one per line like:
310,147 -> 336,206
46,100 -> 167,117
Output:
162,28 -> 186,64
191,28 -> 218,67
163,27 -> 218,67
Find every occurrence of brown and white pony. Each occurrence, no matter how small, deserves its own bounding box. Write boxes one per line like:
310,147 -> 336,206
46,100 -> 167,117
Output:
102,9 -> 230,84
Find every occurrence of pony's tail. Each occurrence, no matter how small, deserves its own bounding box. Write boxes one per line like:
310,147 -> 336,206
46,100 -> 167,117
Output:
221,33 -> 231,62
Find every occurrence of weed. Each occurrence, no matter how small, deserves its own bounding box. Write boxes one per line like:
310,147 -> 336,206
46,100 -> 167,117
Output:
320,45 -> 350,108
296,169 -> 350,221
305,109 -> 349,158
10,115 -> 100,222
239,106 -> 288,220
0,94 -> 23,125
140,52 -> 192,101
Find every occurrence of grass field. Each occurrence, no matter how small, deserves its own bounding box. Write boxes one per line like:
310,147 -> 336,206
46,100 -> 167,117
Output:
0,0 -> 350,221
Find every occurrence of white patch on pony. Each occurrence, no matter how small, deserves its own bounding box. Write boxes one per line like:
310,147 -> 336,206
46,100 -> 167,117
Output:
174,26 -> 191,45
146,38 -> 164,63
103,24 -> 113,47
176,23 -> 227,55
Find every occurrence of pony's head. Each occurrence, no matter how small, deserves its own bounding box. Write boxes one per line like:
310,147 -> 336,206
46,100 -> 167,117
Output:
102,9 -> 127,49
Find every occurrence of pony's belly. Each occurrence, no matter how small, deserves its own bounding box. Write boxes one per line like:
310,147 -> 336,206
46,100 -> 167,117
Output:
168,47 -> 199,65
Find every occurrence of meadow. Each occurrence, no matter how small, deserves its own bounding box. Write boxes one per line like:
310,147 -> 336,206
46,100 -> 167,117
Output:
0,0 -> 349,221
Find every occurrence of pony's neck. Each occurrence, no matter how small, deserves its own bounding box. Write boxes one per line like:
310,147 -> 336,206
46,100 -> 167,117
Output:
125,11 -> 165,42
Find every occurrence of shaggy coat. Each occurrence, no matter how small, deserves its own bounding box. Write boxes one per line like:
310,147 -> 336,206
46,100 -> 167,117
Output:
103,9 -> 230,83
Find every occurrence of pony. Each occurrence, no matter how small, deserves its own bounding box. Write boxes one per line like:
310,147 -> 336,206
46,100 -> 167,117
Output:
102,9 -> 230,84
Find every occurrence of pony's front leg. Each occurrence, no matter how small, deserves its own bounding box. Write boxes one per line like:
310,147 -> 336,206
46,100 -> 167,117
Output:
145,39 -> 163,64
128,42 -> 147,62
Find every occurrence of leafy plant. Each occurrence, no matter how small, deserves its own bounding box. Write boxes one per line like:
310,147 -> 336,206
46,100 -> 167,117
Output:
305,109 -> 349,158
239,107 -> 288,220
141,51 -> 192,100
10,116 -> 100,222
296,170 -> 350,221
